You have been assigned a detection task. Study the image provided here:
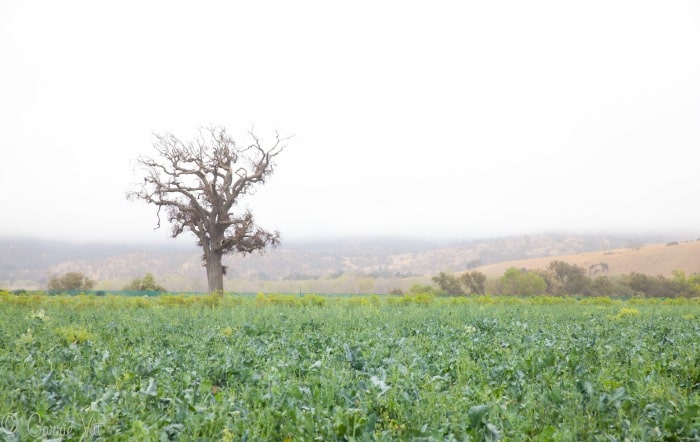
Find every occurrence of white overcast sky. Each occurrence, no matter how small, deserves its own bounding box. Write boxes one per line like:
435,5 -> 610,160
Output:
1,1 -> 699,243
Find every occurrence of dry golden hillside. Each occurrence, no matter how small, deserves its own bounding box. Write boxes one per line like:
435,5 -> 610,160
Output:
475,240 -> 700,277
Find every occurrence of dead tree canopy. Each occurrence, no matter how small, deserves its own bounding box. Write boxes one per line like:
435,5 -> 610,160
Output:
128,126 -> 290,292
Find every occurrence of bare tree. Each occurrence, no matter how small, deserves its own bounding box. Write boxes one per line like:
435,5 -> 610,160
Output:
127,126 -> 289,292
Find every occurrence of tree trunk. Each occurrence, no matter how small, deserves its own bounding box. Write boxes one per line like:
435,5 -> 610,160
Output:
205,251 -> 225,293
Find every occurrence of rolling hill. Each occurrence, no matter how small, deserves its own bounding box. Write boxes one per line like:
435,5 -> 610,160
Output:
1,233 -> 697,292
475,240 -> 700,277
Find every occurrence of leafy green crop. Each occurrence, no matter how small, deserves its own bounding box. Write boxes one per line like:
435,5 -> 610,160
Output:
1,293 -> 699,440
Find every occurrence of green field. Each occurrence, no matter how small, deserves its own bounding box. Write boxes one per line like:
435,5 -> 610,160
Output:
1,292 -> 699,440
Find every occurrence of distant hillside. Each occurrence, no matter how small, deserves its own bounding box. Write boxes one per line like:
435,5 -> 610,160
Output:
0,233 -> 694,292
475,240 -> 700,277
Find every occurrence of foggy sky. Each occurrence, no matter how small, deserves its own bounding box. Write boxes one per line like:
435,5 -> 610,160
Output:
1,1 -> 699,243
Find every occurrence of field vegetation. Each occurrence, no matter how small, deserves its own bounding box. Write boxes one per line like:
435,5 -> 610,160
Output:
1,290 -> 700,440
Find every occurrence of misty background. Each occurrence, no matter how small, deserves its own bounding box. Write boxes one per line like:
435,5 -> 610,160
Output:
1,1 -> 698,245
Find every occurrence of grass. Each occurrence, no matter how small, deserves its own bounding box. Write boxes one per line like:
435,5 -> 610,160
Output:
1,291 -> 700,440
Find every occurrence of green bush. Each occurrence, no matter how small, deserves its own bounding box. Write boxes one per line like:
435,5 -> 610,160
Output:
123,273 -> 167,292
498,267 -> 547,296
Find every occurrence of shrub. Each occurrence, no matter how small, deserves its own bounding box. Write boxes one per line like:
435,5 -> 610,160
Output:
498,268 -> 547,296
123,273 -> 167,292
627,272 -> 699,298
47,272 -> 95,292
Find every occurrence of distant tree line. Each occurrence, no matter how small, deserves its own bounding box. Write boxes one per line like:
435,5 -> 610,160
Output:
43,272 -> 167,293
32,264 -> 700,298
430,261 -> 700,298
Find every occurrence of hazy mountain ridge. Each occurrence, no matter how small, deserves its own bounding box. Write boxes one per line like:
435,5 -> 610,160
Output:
1,233 -> 688,291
